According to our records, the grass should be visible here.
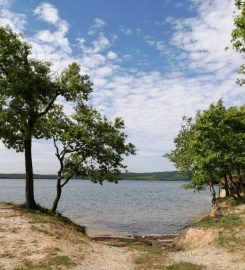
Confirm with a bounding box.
[194,213,243,229]
[165,262,205,270]
[30,225,62,239]
[14,255,75,270]
[14,203,87,245]
[135,245,162,255]
[2,202,86,234]
[0,202,88,270]
[134,253,166,270]
[217,230,245,248]
[194,198,245,251]
[127,241,167,270]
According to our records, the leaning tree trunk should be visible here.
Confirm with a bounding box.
[51,178,62,213]
[51,177,71,213]
[24,139,37,209]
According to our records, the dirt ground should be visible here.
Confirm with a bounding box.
[169,203,245,270]
[0,204,134,270]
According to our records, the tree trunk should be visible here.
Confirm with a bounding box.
[51,178,62,213]
[223,173,230,197]
[227,169,241,199]
[209,181,216,205]
[237,168,245,194]
[24,139,37,209]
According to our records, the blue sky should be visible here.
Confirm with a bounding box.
[14,0,196,74]
[0,0,244,173]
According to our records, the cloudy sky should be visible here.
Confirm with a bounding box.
[0,0,244,174]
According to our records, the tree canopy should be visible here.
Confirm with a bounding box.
[0,26,135,209]
[46,104,135,212]
[165,100,245,203]
[0,26,92,151]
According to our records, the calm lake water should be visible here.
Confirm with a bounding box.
[0,179,211,236]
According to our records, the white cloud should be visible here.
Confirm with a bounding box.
[77,35,111,55]
[0,0,11,7]
[166,0,240,75]
[91,36,111,53]
[88,18,106,35]
[107,51,118,60]
[145,36,170,55]
[33,2,71,54]
[120,26,133,35]
[34,2,60,25]
[0,4,26,31]
[0,0,244,173]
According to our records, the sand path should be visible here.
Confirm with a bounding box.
[0,204,134,270]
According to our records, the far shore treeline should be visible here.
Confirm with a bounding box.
[0,171,189,181]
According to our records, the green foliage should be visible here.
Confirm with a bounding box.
[132,242,167,270]
[165,100,245,200]
[0,26,94,207]
[48,104,135,211]
[51,104,136,185]
[0,26,92,149]
[232,0,245,85]
[0,26,135,209]
[3,202,86,233]
[14,255,74,270]
[165,262,205,270]
[194,213,242,229]
[218,230,245,247]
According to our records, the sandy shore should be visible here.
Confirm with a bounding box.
[0,203,134,270]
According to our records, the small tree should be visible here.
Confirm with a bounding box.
[47,105,135,212]
[0,26,92,208]
[165,100,245,203]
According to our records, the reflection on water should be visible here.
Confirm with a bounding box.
[0,179,211,236]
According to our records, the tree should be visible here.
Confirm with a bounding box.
[165,100,245,203]
[0,26,92,208]
[232,0,245,85]
[45,105,135,212]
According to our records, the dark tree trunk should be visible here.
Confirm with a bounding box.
[223,173,230,197]
[237,168,245,194]
[51,178,62,213]
[24,139,37,209]
[227,169,241,199]
[210,181,216,205]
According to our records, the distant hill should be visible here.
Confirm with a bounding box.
[119,171,189,181]
[0,171,189,181]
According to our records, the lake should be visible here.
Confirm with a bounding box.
[0,179,211,236]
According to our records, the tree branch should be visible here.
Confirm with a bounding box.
[38,92,60,118]
[61,176,72,188]
[53,138,64,174]
[53,138,60,158]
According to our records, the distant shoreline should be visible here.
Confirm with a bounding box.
[0,171,190,181]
